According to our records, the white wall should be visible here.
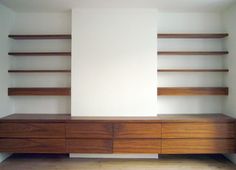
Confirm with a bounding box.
[157,12,226,114]
[11,13,71,34]
[0,5,14,116]
[223,4,236,119]
[0,4,15,163]
[10,12,71,114]
[222,3,236,164]
[72,9,158,116]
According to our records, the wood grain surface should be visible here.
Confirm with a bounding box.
[113,139,161,153]
[67,139,112,153]
[114,123,161,138]
[66,123,113,139]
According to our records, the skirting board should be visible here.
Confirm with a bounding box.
[0,153,11,163]
[224,154,236,164]
[70,154,159,159]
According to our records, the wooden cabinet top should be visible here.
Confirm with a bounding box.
[158,114,235,123]
[0,113,234,123]
[0,114,71,123]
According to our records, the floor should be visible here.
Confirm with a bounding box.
[0,154,235,170]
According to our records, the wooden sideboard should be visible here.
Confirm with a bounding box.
[0,114,235,154]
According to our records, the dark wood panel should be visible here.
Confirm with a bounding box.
[159,114,235,123]
[113,139,161,153]
[157,33,228,39]
[158,51,228,55]
[0,139,66,153]
[1,113,234,123]
[157,69,229,72]
[69,117,162,123]
[8,70,71,73]
[9,34,71,40]
[8,88,71,96]
[0,123,65,138]
[8,52,71,56]
[157,87,228,96]
[67,139,112,153]
[66,123,113,138]
[162,139,235,154]
[0,114,70,123]
[114,123,161,138]
[162,123,235,139]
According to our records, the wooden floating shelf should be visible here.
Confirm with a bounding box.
[158,87,228,96]
[8,88,71,96]
[8,70,71,73]
[8,52,71,56]
[157,69,229,72]
[8,34,71,40]
[158,51,228,55]
[157,33,229,39]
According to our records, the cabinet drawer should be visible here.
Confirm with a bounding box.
[162,139,235,154]
[66,139,112,153]
[0,139,66,153]
[162,123,235,138]
[113,139,161,153]
[0,123,65,138]
[114,123,161,138]
[66,123,112,138]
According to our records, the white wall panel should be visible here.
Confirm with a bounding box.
[72,9,158,116]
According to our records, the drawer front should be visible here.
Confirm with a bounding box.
[66,139,112,153]
[113,139,161,153]
[0,123,65,138]
[162,139,235,154]
[114,123,161,138]
[66,123,113,138]
[0,139,66,153]
[162,123,235,138]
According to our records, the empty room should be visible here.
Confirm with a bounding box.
[0,0,236,170]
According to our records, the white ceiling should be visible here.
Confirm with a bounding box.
[0,0,235,13]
